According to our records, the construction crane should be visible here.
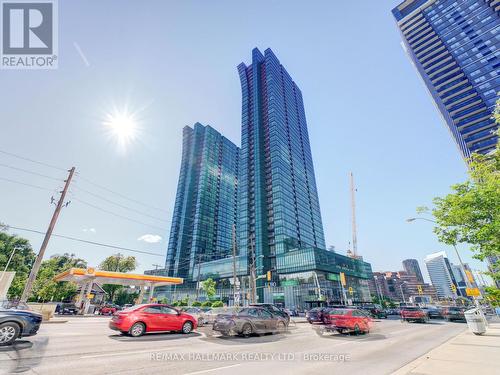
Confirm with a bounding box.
[347,172,362,260]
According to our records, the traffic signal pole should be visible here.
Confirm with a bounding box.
[20,167,75,303]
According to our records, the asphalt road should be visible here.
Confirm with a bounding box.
[0,316,466,375]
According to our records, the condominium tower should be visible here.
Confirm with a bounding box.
[392,0,499,158]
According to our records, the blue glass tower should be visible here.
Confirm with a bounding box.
[165,123,239,281]
[237,48,326,283]
[392,0,499,158]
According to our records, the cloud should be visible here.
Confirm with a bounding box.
[137,234,162,243]
[82,227,96,233]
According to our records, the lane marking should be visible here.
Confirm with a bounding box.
[183,364,241,375]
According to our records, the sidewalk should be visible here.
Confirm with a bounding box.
[394,321,500,374]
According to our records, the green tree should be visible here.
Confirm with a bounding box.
[32,253,87,302]
[420,99,500,299]
[0,225,36,298]
[114,288,139,306]
[98,253,137,302]
[201,278,216,300]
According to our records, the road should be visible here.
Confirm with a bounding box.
[0,316,466,375]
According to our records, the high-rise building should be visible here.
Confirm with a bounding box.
[392,0,499,159]
[165,123,240,281]
[424,251,460,299]
[237,47,326,274]
[155,49,374,308]
[403,258,425,283]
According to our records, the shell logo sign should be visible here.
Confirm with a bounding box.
[86,267,95,275]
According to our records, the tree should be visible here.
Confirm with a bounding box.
[0,225,36,298]
[114,288,139,306]
[98,253,137,302]
[420,99,500,299]
[32,253,87,302]
[201,278,216,300]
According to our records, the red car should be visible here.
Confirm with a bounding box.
[100,305,118,316]
[322,308,373,334]
[400,307,429,323]
[109,304,197,337]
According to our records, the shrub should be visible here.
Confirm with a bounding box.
[201,301,212,308]
[192,301,202,307]
[211,300,223,308]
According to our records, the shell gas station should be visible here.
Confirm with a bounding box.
[54,267,183,313]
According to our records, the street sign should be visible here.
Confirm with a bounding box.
[466,287,480,297]
[340,272,346,286]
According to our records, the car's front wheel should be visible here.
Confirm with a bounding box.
[0,322,20,346]
[129,322,146,337]
[182,321,193,334]
[276,321,286,334]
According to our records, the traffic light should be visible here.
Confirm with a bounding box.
[340,272,346,286]
[266,270,272,281]
[417,285,423,295]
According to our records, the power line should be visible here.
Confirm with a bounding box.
[7,226,164,257]
[76,174,171,215]
[0,176,55,191]
[0,149,67,172]
[73,197,167,232]
[0,162,63,182]
[72,184,170,224]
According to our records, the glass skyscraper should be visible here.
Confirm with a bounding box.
[165,123,239,282]
[237,48,326,282]
[392,0,499,158]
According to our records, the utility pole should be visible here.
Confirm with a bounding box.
[195,253,202,300]
[21,167,75,303]
[249,234,257,304]
[349,172,358,258]
[231,224,239,306]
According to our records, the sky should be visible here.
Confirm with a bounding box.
[0,1,491,283]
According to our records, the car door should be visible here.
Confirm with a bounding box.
[259,309,276,331]
[139,306,164,331]
[247,308,265,333]
[158,306,182,331]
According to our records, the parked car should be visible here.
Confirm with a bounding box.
[400,307,429,323]
[213,306,287,337]
[109,304,197,337]
[443,307,466,322]
[100,304,119,316]
[321,308,373,334]
[422,307,444,319]
[0,303,43,345]
[306,307,329,324]
[359,305,387,319]
[249,303,290,324]
[56,303,79,315]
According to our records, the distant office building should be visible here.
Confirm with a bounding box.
[403,258,424,283]
[424,251,460,299]
[165,123,240,281]
[451,263,468,296]
[392,0,499,158]
[368,270,437,303]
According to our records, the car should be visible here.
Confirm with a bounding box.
[249,303,290,324]
[400,307,429,323]
[321,308,373,334]
[359,305,387,319]
[109,304,197,337]
[422,307,444,319]
[202,307,241,325]
[212,306,287,337]
[0,303,43,346]
[100,304,119,316]
[306,307,329,324]
[56,303,79,315]
[443,307,466,322]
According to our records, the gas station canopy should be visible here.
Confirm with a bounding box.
[54,267,183,287]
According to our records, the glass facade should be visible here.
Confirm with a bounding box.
[237,48,326,281]
[165,123,239,282]
[392,0,499,158]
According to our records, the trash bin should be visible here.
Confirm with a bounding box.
[464,308,487,335]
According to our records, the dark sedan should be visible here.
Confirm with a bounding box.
[249,303,290,324]
[423,307,444,319]
[444,307,466,322]
[0,306,43,345]
[213,307,287,337]
[306,307,329,324]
